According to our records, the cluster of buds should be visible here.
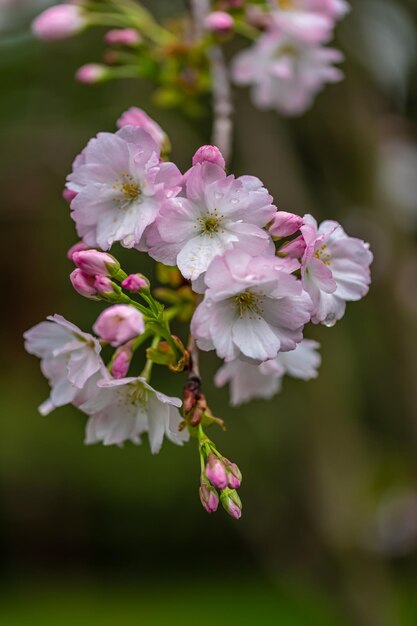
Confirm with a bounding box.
[199,440,243,519]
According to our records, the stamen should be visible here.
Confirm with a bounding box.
[314,243,332,266]
[112,172,141,208]
[197,209,224,237]
[234,291,264,319]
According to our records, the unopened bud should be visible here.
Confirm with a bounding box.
[204,11,234,34]
[76,63,109,84]
[121,273,149,292]
[67,241,88,262]
[206,454,228,489]
[199,477,219,513]
[220,488,242,520]
[73,249,120,277]
[192,145,226,169]
[269,211,303,238]
[94,276,120,298]
[117,107,169,153]
[70,269,98,299]
[278,234,306,258]
[111,343,133,379]
[63,188,77,204]
[224,460,242,489]
[105,28,141,47]
[93,304,145,347]
[32,5,86,41]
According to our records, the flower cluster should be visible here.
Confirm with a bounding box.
[24,108,372,518]
[31,0,349,117]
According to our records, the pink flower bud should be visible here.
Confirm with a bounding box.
[269,211,303,238]
[94,276,117,297]
[206,454,228,489]
[279,234,307,258]
[63,188,77,204]
[76,64,108,84]
[32,5,85,41]
[224,460,242,489]
[70,269,98,299]
[67,241,88,262]
[121,274,150,292]
[111,344,133,379]
[220,488,242,520]
[117,107,168,151]
[73,249,119,277]
[199,478,219,513]
[192,145,226,169]
[93,305,145,347]
[204,11,234,33]
[105,28,141,46]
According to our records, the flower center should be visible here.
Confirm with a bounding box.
[120,382,147,408]
[315,244,331,266]
[113,172,141,208]
[196,210,224,237]
[234,290,264,319]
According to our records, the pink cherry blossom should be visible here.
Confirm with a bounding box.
[300,215,373,326]
[192,145,226,169]
[117,107,168,152]
[94,276,117,297]
[80,376,188,452]
[200,479,219,513]
[121,274,149,291]
[67,126,181,250]
[191,249,312,363]
[105,29,141,47]
[215,339,321,405]
[32,5,85,41]
[147,162,276,282]
[272,9,334,44]
[67,241,88,261]
[73,249,119,276]
[206,454,228,489]
[93,305,145,346]
[24,315,103,415]
[231,28,344,116]
[204,11,234,33]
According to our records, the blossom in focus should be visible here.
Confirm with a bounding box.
[93,305,145,347]
[117,107,168,152]
[32,4,86,41]
[73,249,119,277]
[67,126,181,250]
[215,339,321,405]
[300,215,373,326]
[192,145,226,169]
[147,163,276,283]
[80,376,188,452]
[231,28,344,116]
[70,268,99,299]
[191,249,312,363]
[24,315,103,415]
[269,210,303,238]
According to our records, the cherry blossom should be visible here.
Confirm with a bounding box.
[191,249,312,363]
[300,215,373,326]
[147,162,276,282]
[80,376,188,452]
[67,126,181,250]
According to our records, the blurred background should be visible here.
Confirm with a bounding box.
[1,1,417,624]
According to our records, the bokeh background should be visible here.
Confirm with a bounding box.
[1,1,417,624]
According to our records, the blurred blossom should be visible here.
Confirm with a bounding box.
[377,136,417,231]
[365,489,417,556]
[341,0,417,104]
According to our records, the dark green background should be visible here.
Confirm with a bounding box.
[1,1,417,624]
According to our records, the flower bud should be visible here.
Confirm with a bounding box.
[73,249,120,277]
[121,273,150,292]
[278,234,307,258]
[67,241,88,262]
[117,107,169,152]
[70,269,98,299]
[76,64,108,84]
[93,305,145,347]
[105,28,141,47]
[32,5,85,41]
[204,11,234,34]
[199,477,219,513]
[63,188,77,204]
[206,453,228,489]
[224,460,242,489]
[111,343,133,379]
[269,211,303,238]
[220,488,242,520]
[192,145,226,169]
[94,276,119,298]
